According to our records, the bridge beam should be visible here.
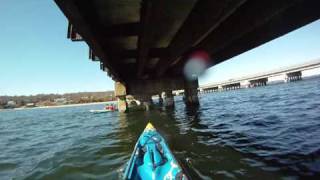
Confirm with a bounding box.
[126,78,184,95]
[156,0,246,76]
[171,0,320,74]
[208,0,320,65]
[68,22,140,42]
[112,48,169,60]
[67,22,83,41]
[137,0,165,77]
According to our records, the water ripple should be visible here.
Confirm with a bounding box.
[1,78,320,179]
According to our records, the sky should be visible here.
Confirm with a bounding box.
[0,0,114,96]
[0,0,319,96]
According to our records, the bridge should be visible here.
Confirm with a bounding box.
[200,58,320,92]
[54,0,320,112]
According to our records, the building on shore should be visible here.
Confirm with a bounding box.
[5,101,16,109]
[54,98,67,105]
[25,103,36,108]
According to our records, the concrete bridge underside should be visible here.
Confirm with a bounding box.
[55,0,320,111]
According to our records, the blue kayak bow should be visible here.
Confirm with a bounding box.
[124,123,188,180]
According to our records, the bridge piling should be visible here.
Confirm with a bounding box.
[184,79,199,106]
[163,91,174,107]
[158,93,163,105]
[115,82,128,113]
[285,71,302,82]
[135,95,153,111]
[249,78,268,87]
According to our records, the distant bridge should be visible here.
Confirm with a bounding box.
[200,58,320,92]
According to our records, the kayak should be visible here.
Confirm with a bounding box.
[123,123,188,180]
[89,109,113,113]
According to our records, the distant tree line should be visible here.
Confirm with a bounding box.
[0,91,115,109]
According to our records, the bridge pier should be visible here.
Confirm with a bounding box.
[184,79,199,106]
[115,82,128,113]
[115,78,201,110]
[163,91,174,107]
[285,71,302,82]
[135,95,153,111]
[249,78,268,87]
[222,83,241,91]
[202,86,219,93]
[158,93,163,105]
[127,78,186,109]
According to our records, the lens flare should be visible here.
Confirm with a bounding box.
[183,58,207,80]
[183,50,210,80]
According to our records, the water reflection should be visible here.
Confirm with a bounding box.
[1,78,320,179]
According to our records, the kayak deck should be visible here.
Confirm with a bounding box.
[124,123,187,180]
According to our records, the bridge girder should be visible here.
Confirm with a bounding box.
[55,0,320,84]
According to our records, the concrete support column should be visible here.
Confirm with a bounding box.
[184,79,199,106]
[163,91,174,107]
[143,99,152,111]
[135,95,153,111]
[158,93,163,105]
[115,82,127,113]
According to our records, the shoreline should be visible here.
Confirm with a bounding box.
[0,101,117,111]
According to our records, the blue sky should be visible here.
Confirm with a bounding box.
[0,0,113,96]
[0,0,319,96]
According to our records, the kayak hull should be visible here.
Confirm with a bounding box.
[124,123,187,180]
[89,109,113,113]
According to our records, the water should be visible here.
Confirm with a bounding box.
[1,77,320,179]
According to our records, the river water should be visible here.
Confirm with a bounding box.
[1,77,320,179]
